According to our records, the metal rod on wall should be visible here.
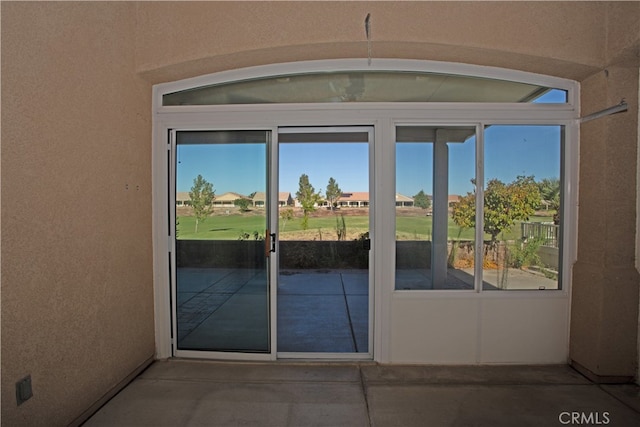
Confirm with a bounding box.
[580,100,628,123]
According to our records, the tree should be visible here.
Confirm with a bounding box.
[296,174,322,230]
[189,174,215,233]
[451,175,541,242]
[280,208,294,231]
[413,190,431,210]
[537,177,561,224]
[234,198,251,212]
[325,177,342,211]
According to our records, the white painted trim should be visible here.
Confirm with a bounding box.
[269,128,279,359]
[367,125,376,360]
[152,115,172,359]
[391,290,570,300]
[475,123,485,292]
[374,118,394,363]
[157,103,577,120]
[277,352,372,361]
[169,130,178,357]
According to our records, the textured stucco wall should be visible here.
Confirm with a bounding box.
[135,0,608,83]
[637,70,640,385]
[569,3,640,381]
[571,65,640,379]
[1,2,154,425]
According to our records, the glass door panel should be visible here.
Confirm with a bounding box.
[173,130,270,352]
[277,127,372,355]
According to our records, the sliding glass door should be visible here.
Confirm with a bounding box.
[277,127,373,357]
[171,130,271,354]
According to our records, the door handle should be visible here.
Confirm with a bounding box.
[363,238,371,251]
[265,230,276,256]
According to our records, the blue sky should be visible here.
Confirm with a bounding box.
[177,125,561,197]
[177,143,266,195]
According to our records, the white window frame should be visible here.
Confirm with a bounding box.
[152,59,579,362]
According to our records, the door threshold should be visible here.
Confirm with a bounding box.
[277,352,373,361]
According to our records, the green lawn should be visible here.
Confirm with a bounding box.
[177,214,370,240]
[178,215,268,240]
[177,214,553,241]
[396,215,553,241]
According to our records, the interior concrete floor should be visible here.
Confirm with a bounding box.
[84,360,640,427]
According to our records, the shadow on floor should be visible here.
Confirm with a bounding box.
[84,360,640,427]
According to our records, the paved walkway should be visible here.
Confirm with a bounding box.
[85,360,640,426]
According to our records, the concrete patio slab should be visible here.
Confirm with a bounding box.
[361,364,591,385]
[175,268,370,354]
[277,294,355,353]
[140,360,363,383]
[176,267,234,292]
[84,361,640,427]
[180,293,269,352]
[341,272,369,295]
[346,294,369,352]
[85,378,368,427]
[278,272,345,295]
[367,383,640,427]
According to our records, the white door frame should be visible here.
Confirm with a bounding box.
[168,126,278,361]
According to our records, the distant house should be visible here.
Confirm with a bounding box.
[252,192,293,207]
[279,192,294,207]
[213,192,247,207]
[176,192,191,206]
[448,195,461,209]
[176,191,249,207]
[337,192,369,208]
[395,193,414,207]
[311,192,370,208]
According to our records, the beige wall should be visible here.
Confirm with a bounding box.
[637,71,640,383]
[569,3,640,382]
[2,1,640,424]
[135,1,609,84]
[571,65,640,380]
[1,2,154,426]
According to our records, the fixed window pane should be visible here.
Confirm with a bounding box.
[163,71,565,105]
[396,126,476,290]
[481,125,563,290]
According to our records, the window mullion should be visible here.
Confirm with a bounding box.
[474,124,485,292]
